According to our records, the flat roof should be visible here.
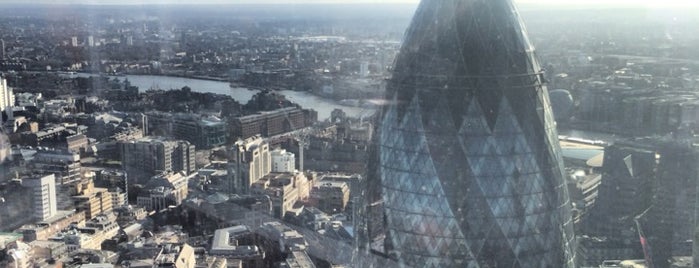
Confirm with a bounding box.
[211,225,251,252]
[315,180,348,188]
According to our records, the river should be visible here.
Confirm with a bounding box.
[73,73,376,121]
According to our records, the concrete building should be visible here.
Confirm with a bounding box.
[17,210,86,242]
[229,136,271,194]
[21,174,57,221]
[119,137,195,183]
[271,148,295,173]
[156,243,196,268]
[50,215,119,251]
[311,180,350,214]
[137,171,189,211]
[182,195,272,230]
[30,149,82,185]
[257,222,307,253]
[66,134,89,153]
[251,172,311,218]
[341,121,373,142]
[72,179,114,221]
[210,225,264,266]
[115,205,147,226]
[71,214,119,251]
[110,188,127,208]
[146,112,228,149]
[0,76,13,122]
[29,240,67,261]
[230,107,316,139]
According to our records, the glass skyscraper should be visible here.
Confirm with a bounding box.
[372,0,577,267]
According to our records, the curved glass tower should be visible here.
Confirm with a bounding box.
[374,0,577,267]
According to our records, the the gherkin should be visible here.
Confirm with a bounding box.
[373,0,577,267]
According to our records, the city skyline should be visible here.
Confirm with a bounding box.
[0,0,697,7]
[0,0,698,265]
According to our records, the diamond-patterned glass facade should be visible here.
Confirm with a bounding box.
[374,0,577,267]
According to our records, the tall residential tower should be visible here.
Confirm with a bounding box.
[370,0,577,266]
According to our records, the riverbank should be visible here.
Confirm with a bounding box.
[73,71,230,83]
[59,72,376,120]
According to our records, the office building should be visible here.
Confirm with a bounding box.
[257,221,307,253]
[0,76,13,122]
[231,107,316,139]
[229,136,271,194]
[583,144,656,238]
[251,172,311,218]
[30,149,82,185]
[647,141,699,267]
[65,134,89,153]
[311,180,350,214]
[119,137,195,183]
[21,174,58,221]
[146,112,228,149]
[136,171,189,211]
[210,225,265,266]
[72,179,114,221]
[369,0,577,266]
[271,148,295,173]
[29,148,83,185]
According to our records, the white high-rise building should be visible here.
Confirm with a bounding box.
[271,148,295,173]
[0,77,14,121]
[21,174,57,221]
[87,35,94,47]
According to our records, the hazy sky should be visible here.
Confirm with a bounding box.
[0,0,697,6]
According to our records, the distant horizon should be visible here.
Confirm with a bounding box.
[0,0,697,8]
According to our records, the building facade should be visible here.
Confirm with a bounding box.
[583,144,656,239]
[30,149,82,185]
[370,0,577,266]
[137,171,189,211]
[251,172,310,218]
[146,112,228,149]
[119,137,196,183]
[72,179,115,221]
[311,181,349,214]
[271,148,295,173]
[231,107,316,139]
[21,174,58,221]
[229,136,271,194]
[0,76,13,122]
